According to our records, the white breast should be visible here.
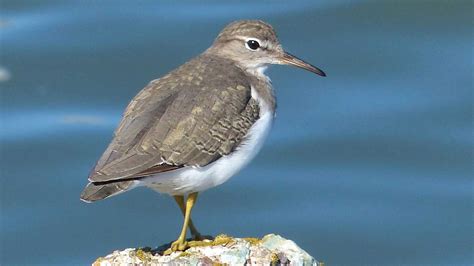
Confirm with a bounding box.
[142,86,274,196]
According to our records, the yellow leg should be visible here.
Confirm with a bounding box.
[164,192,198,254]
[173,195,202,240]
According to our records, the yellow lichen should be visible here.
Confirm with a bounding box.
[135,249,151,262]
[92,257,104,266]
[178,251,191,258]
[242,237,261,245]
[212,234,235,246]
[270,253,280,265]
[187,234,235,248]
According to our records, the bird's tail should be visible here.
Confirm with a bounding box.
[80,181,135,203]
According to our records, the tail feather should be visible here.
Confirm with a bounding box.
[80,181,134,203]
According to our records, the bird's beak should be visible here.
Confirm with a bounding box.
[278,52,326,77]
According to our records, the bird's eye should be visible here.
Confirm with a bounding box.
[246,39,260,50]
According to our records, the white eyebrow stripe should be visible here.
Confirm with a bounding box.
[235,36,263,44]
[244,37,262,43]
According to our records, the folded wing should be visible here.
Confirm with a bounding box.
[88,55,260,184]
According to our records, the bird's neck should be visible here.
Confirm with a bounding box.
[201,51,276,113]
[245,65,270,83]
[246,66,276,114]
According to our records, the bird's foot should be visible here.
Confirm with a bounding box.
[163,238,189,255]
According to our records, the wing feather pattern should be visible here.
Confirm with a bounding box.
[89,55,260,183]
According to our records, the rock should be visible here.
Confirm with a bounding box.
[93,234,322,265]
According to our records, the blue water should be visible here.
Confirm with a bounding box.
[1,1,472,265]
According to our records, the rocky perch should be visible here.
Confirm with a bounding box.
[93,234,322,265]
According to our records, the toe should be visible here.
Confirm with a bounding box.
[177,241,188,251]
[164,239,189,254]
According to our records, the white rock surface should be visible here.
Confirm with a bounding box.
[93,234,322,265]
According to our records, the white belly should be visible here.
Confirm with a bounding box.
[141,87,273,195]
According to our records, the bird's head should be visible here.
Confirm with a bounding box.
[209,20,326,77]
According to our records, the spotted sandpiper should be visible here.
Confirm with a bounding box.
[81,20,325,253]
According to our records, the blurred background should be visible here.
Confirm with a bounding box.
[1,0,472,265]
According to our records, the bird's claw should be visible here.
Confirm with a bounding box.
[163,238,189,255]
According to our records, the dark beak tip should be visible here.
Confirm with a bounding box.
[282,52,326,77]
[315,68,326,77]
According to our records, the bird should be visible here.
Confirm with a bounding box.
[80,20,325,254]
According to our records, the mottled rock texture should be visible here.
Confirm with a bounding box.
[93,234,322,265]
